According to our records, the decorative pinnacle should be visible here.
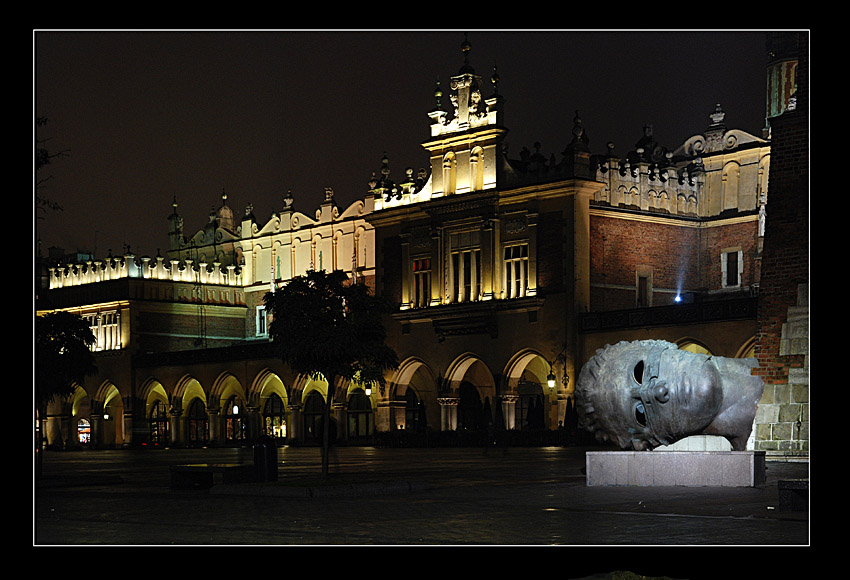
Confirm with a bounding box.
[459,33,474,74]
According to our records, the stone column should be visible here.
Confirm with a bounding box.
[169,408,183,446]
[207,408,220,445]
[526,213,538,296]
[388,400,407,430]
[332,402,346,439]
[59,415,72,449]
[430,228,442,305]
[484,218,498,300]
[375,399,391,433]
[122,407,135,448]
[245,405,260,441]
[437,397,458,431]
[501,395,518,430]
[90,413,103,449]
[287,404,302,443]
[400,233,411,309]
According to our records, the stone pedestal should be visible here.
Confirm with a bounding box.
[654,434,731,451]
[586,451,766,487]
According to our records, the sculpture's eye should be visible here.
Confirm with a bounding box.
[633,360,645,384]
[635,401,647,427]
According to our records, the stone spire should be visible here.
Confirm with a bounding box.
[167,196,184,251]
[216,188,235,232]
[448,34,486,131]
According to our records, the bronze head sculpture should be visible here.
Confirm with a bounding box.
[575,340,763,451]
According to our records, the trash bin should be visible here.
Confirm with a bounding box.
[253,435,278,482]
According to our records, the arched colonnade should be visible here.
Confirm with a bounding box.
[40,336,756,449]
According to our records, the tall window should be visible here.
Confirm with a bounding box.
[637,275,649,307]
[256,306,268,336]
[263,393,287,439]
[452,249,481,303]
[347,388,373,438]
[504,244,529,299]
[722,249,743,288]
[77,418,91,444]
[186,398,208,445]
[412,258,431,308]
[224,396,245,442]
[149,400,170,445]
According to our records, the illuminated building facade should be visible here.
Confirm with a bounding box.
[36,33,807,458]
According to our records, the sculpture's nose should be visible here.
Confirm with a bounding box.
[653,380,670,403]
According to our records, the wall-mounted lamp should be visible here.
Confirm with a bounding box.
[365,386,372,397]
[549,346,571,392]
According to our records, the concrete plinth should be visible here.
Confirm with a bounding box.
[586,451,766,487]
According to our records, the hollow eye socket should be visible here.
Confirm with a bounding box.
[633,360,645,385]
[635,401,647,427]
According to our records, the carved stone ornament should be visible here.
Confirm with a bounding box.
[575,340,764,451]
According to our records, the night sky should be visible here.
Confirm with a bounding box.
[34,30,769,261]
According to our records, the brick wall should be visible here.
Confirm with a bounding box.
[699,220,760,289]
[589,214,758,310]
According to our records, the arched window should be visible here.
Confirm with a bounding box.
[186,398,208,445]
[678,340,712,355]
[347,388,373,438]
[149,400,170,446]
[722,162,741,211]
[470,146,484,191]
[263,393,287,439]
[443,152,457,195]
[77,418,91,445]
[224,396,245,443]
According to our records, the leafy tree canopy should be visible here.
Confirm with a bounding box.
[35,311,97,408]
[264,269,398,391]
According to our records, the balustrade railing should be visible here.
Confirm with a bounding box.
[48,254,243,289]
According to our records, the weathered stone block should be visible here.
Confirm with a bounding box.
[586,451,766,487]
[774,384,791,403]
[756,403,780,423]
[779,403,802,423]
[773,422,793,441]
[791,382,808,402]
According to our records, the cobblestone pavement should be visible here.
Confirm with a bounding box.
[34,445,809,547]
